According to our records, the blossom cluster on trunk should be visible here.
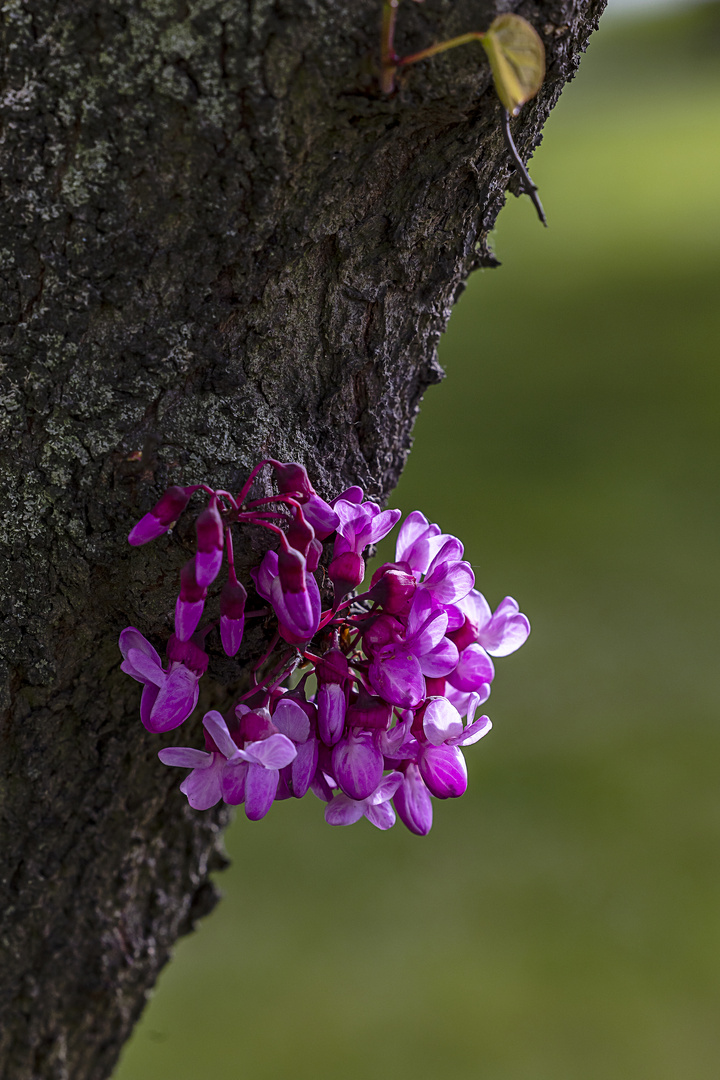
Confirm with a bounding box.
[119,461,529,835]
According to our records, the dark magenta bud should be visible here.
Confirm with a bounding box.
[269,460,314,498]
[166,634,209,676]
[346,688,393,731]
[287,506,315,558]
[306,536,323,572]
[278,541,307,594]
[316,648,349,686]
[449,615,477,653]
[367,564,416,616]
[175,558,207,640]
[220,578,247,657]
[329,551,365,602]
[128,485,198,545]
[195,498,224,588]
[361,614,403,655]
[317,683,346,745]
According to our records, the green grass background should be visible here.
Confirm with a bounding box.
[116,6,720,1078]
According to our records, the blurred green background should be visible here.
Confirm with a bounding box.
[116,5,720,1078]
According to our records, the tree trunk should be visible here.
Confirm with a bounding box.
[0,1,604,1076]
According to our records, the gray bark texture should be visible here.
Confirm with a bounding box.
[0,0,604,1076]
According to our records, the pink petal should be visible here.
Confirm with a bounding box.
[325,794,365,826]
[368,650,425,709]
[146,666,198,732]
[272,699,311,742]
[422,698,463,746]
[448,644,495,693]
[245,733,297,769]
[119,627,162,669]
[202,711,241,760]
[419,637,459,678]
[221,761,248,805]
[159,747,212,769]
[244,764,279,820]
[453,715,492,747]
[363,801,396,830]
[291,738,318,798]
[179,755,224,810]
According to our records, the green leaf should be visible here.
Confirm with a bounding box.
[481,14,545,117]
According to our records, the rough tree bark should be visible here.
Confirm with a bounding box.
[0,0,603,1076]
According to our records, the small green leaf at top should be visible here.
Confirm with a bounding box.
[481,14,545,116]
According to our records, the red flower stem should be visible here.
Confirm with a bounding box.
[225,527,237,582]
[245,494,303,513]
[251,631,281,676]
[236,657,291,703]
[237,510,289,523]
[236,460,271,505]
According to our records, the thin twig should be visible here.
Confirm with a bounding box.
[501,107,547,227]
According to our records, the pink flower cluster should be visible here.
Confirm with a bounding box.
[120,461,529,834]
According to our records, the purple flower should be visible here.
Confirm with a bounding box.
[251,549,321,643]
[420,695,492,748]
[119,628,204,732]
[325,772,403,830]
[367,592,455,708]
[158,710,241,810]
[123,458,529,838]
[128,485,198,546]
[315,649,349,745]
[333,499,401,559]
[446,643,495,697]
[416,537,474,607]
[455,591,530,657]
[394,510,452,576]
[415,695,491,799]
[332,729,384,800]
[272,697,318,798]
[418,743,468,799]
[209,707,298,819]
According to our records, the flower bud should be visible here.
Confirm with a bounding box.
[219,578,247,656]
[393,764,433,836]
[175,558,207,641]
[287,507,315,558]
[128,485,197,545]
[269,460,314,498]
[278,541,307,592]
[332,730,383,801]
[317,682,346,746]
[329,551,365,602]
[418,744,468,799]
[346,688,392,731]
[166,633,209,676]
[195,498,224,588]
[367,564,416,616]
